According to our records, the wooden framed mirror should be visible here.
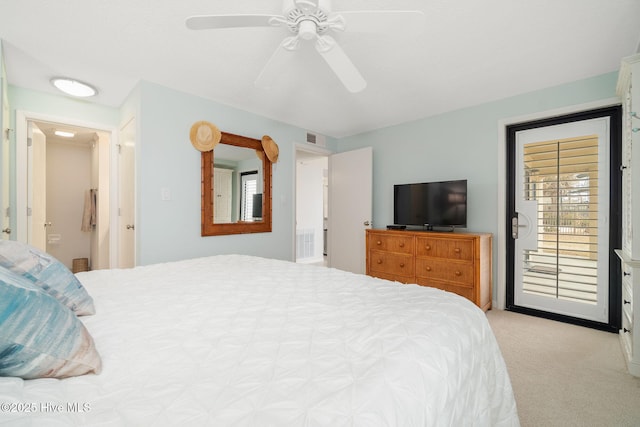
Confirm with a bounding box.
[201,132,272,236]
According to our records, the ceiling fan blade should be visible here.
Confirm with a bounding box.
[254,37,299,89]
[337,11,426,38]
[315,36,366,93]
[186,14,280,30]
[293,0,319,14]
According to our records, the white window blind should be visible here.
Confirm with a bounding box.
[521,135,599,304]
[241,172,258,221]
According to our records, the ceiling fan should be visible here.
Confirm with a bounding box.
[186,0,424,93]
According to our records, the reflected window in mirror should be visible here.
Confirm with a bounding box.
[202,132,272,236]
[240,171,261,222]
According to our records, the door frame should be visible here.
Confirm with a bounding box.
[496,98,619,311]
[501,104,622,331]
[293,142,332,263]
[15,110,121,268]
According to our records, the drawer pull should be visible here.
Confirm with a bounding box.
[454,248,461,253]
[425,266,432,272]
[376,240,382,245]
[425,245,431,251]
[377,259,383,264]
[624,328,632,334]
[399,263,405,268]
[455,271,462,276]
[624,299,631,305]
[399,242,405,248]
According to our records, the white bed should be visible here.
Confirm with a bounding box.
[0,255,519,426]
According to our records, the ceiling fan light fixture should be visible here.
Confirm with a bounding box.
[54,130,75,138]
[298,20,317,40]
[50,77,98,98]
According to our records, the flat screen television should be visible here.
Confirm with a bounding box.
[252,193,263,219]
[393,180,467,229]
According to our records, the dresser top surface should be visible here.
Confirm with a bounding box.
[367,229,492,238]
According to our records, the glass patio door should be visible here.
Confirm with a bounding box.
[512,117,611,323]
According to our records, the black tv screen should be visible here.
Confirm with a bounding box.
[394,180,467,228]
[252,193,263,219]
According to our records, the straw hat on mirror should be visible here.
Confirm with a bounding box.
[261,135,279,163]
[190,121,221,152]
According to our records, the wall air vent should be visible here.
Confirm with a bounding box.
[305,132,326,147]
[306,132,317,144]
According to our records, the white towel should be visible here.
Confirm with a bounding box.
[81,189,96,232]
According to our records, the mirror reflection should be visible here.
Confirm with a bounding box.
[212,144,264,224]
[201,132,272,236]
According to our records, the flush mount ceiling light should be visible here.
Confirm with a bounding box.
[50,77,98,98]
[54,130,75,138]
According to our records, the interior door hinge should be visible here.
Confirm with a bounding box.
[27,137,32,147]
[26,207,32,217]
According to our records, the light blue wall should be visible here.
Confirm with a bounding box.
[4,80,334,266]
[8,87,120,126]
[135,81,318,265]
[337,72,618,234]
[6,70,618,271]
[336,72,619,290]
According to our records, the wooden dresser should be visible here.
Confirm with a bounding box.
[366,229,492,311]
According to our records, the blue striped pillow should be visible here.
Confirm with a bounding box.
[0,241,95,315]
[0,267,102,379]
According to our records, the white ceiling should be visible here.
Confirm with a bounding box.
[1,0,639,138]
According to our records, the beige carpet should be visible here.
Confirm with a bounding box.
[486,309,640,427]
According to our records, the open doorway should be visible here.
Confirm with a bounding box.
[15,110,121,271]
[28,120,111,271]
[295,146,329,266]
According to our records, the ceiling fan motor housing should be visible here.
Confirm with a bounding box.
[283,0,331,14]
[283,0,332,37]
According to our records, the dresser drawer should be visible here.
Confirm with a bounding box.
[622,264,633,291]
[369,250,415,277]
[416,278,475,301]
[621,308,633,358]
[415,258,474,286]
[416,237,473,261]
[368,270,414,284]
[623,278,633,324]
[368,233,414,254]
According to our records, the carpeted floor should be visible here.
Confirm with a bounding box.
[486,309,640,427]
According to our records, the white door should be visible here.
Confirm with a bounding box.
[1,90,10,239]
[118,118,136,268]
[513,117,610,323]
[213,167,233,223]
[28,123,47,251]
[328,146,373,274]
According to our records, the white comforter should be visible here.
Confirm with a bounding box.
[0,255,519,426]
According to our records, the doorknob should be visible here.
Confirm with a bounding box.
[2,227,10,235]
[363,220,371,226]
[44,222,52,227]
[126,224,135,230]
